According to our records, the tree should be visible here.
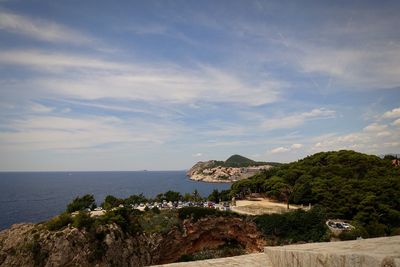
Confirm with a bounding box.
[263,176,293,209]
[208,189,220,203]
[66,194,96,213]
[183,193,192,202]
[72,211,94,230]
[102,195,123,210]
[192,189,202,202]
[124,193,147,205]
[164,190,182,202]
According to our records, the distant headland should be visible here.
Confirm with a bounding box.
[187,154,281,183]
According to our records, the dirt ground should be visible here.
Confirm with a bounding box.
[231,198,309,215]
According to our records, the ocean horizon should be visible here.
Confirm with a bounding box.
[0,171,230,230]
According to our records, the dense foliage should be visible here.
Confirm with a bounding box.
[224,154,257,167]
[206,154,281,168]
[66,194,96,213]
[178,239,245,262]
[232,150,400,236]
[178,207,232,222]
[254,207,329,244]
[207,189,231,203]
[46,212,72,231]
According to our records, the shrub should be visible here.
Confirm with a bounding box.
[72,211,94,230]
[255,207,328,244]
[66,195,96,213]
[151,206,161,214]
[178,207,229,222]
[139,210,180,234]
[47,212,72,231]
[339,226,369,240]
[94,207,143,234]
[101,195,123,210]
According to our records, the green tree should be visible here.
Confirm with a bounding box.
[208,189,220,203]
[66,194,96,213]
[192,189,202,202]
[72,211,94,230]
[183,193,192,202]
[263,176,293,209]
[102,195,123,210]
[124,193,147,205]
[164,190,182,202]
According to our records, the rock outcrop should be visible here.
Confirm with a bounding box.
[0,217,265,267]
[187,160,272,183]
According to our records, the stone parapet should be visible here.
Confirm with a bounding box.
[265,236,400,267]
[152,253,271,266]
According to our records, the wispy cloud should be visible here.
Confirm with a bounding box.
[0,50,130,71]
[363,123,388,132]
[0,50,282,106]
[0,10,94,45]
[0,114,181,151]
[30,103,53,113]
[262,108,336,130]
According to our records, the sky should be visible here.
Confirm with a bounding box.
[0,0,399,171]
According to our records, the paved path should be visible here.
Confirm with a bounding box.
[151,253,272,267]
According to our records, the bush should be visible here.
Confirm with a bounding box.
[101,195,123,210]
[151,206,161,214]
[339,226,369,240]
[94,207,143,234]
[255,207,328,244]
[66,194,96,213]
[178,207,229,222]
[47,212,72,231]
[72,211,94,230]
[139,210,180,234]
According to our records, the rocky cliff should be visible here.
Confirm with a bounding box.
[187,156,273,183]
[0,217,265,267]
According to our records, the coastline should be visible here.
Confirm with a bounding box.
[188,176,234,183]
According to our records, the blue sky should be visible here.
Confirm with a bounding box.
[0,0,399,171]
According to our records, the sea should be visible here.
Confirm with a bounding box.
[0,171,230,230]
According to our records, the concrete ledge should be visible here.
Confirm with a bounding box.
[264,236,400,267]
[152,253,271,266]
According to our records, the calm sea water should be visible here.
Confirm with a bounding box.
[0,171,230,230]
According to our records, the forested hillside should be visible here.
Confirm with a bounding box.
[230,150,400,237]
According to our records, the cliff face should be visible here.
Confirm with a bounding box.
[187,161,271,183]
[0,217,265,267]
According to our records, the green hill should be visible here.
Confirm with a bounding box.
[224,154,255,167]
[231,150,400,237]
[223,154,281,167]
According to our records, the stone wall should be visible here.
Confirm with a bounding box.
[154,236,400,267]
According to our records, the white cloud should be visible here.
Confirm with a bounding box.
[0,50,283,106]
[0,50,129,71]
[377,131,391,137]
[310,124,400,154]
[270,146,289,153]
[192,153,203,157]
[363,123,388,132]
[392,119,400,127]
[291,143,303,149]
[262,108,336,130]
[0,115,181,151]
[383,107,400,119]
[0,10,94,45]
[30,103,53,113]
